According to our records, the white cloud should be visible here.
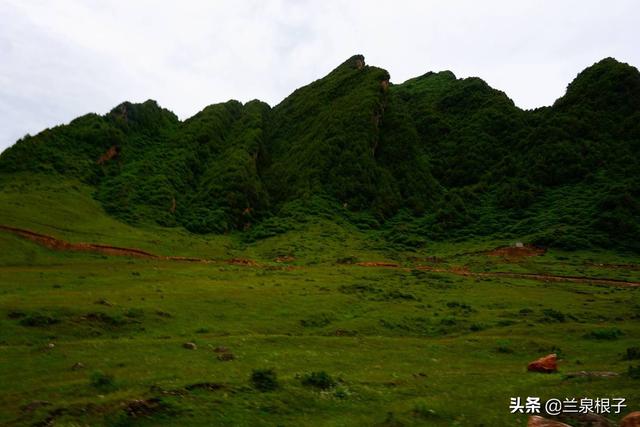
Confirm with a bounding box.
[1,0,638,151]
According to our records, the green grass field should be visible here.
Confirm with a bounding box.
[1,176,639,426]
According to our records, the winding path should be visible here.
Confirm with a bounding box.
[2,224,639,287]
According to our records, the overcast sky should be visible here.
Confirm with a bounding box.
[1,0,638,152]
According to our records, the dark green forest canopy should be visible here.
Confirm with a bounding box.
[1,55,639,251]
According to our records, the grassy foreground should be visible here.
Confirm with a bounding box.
[0,177,639,426]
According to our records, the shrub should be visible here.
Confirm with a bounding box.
[628,365,640,379]
[250,369,279,391]
[124,308,144,318]
[625,347,640,360]
[440,317,457,326]
[19,314,59,327]
[333,386,351,399]
[496,339,514,354]
[299,313,333,327]
[541,309,566,323]
[90,371,116,391]
[469,323,485,332]
[412,402,439,419]
[583,328,623,340]
[301,371,336,390]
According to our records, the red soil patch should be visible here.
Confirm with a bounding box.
[416,265,472,275]
[274,255,295,263]
[97,145,120,165]
[227,258,259,266]
[356,261,399,268]
[415,263,640,287]
[3,224,638,288]
[487,245,546,258]
[0,225,156,258]
[166,256,206,262]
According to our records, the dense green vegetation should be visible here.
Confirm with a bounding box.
[1,55,639,251]
[1,51,640,426]
[0,188,639,425]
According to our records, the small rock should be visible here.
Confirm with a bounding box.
[213,346,229,353]
[182,342,197,350]
[95,298,113,306]
[217,352,235,361]
[72,362,85,370]
[45,343,55,350]
[528,416,572,427]
[621,412,640,427]
[527,354,558,373]
[123,398,163,417]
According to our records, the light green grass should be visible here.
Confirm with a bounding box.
[0,175,639,426]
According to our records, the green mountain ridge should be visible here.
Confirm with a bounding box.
[1,55,639,251]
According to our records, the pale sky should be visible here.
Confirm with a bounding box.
[1,0,638,152]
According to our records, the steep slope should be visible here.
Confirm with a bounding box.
[96,99,270,232]
[0,55,638,251]
[386,58,640,250]
[264,55,438,218]
[394,70,528,188]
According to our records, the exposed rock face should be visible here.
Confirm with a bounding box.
[527,354,558,373]
[621,412,640,427]
[528,416,572,427]
[97,145,120,164]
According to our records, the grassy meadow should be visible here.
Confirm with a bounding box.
[1,177,639,426]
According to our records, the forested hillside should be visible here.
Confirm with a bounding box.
[1,55,638,251]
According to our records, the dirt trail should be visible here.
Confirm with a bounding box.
[355,261,399,268]
[0,225,159,258]
[2,224,639,287]
[0,225,300,269]
[0,225,222,264]
[413,265,640,287]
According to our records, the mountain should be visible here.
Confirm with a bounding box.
[1,56,639,251]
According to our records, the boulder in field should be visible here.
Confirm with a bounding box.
[621,412,640,427]
[182,342,197,350]
[527,354,557,373]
